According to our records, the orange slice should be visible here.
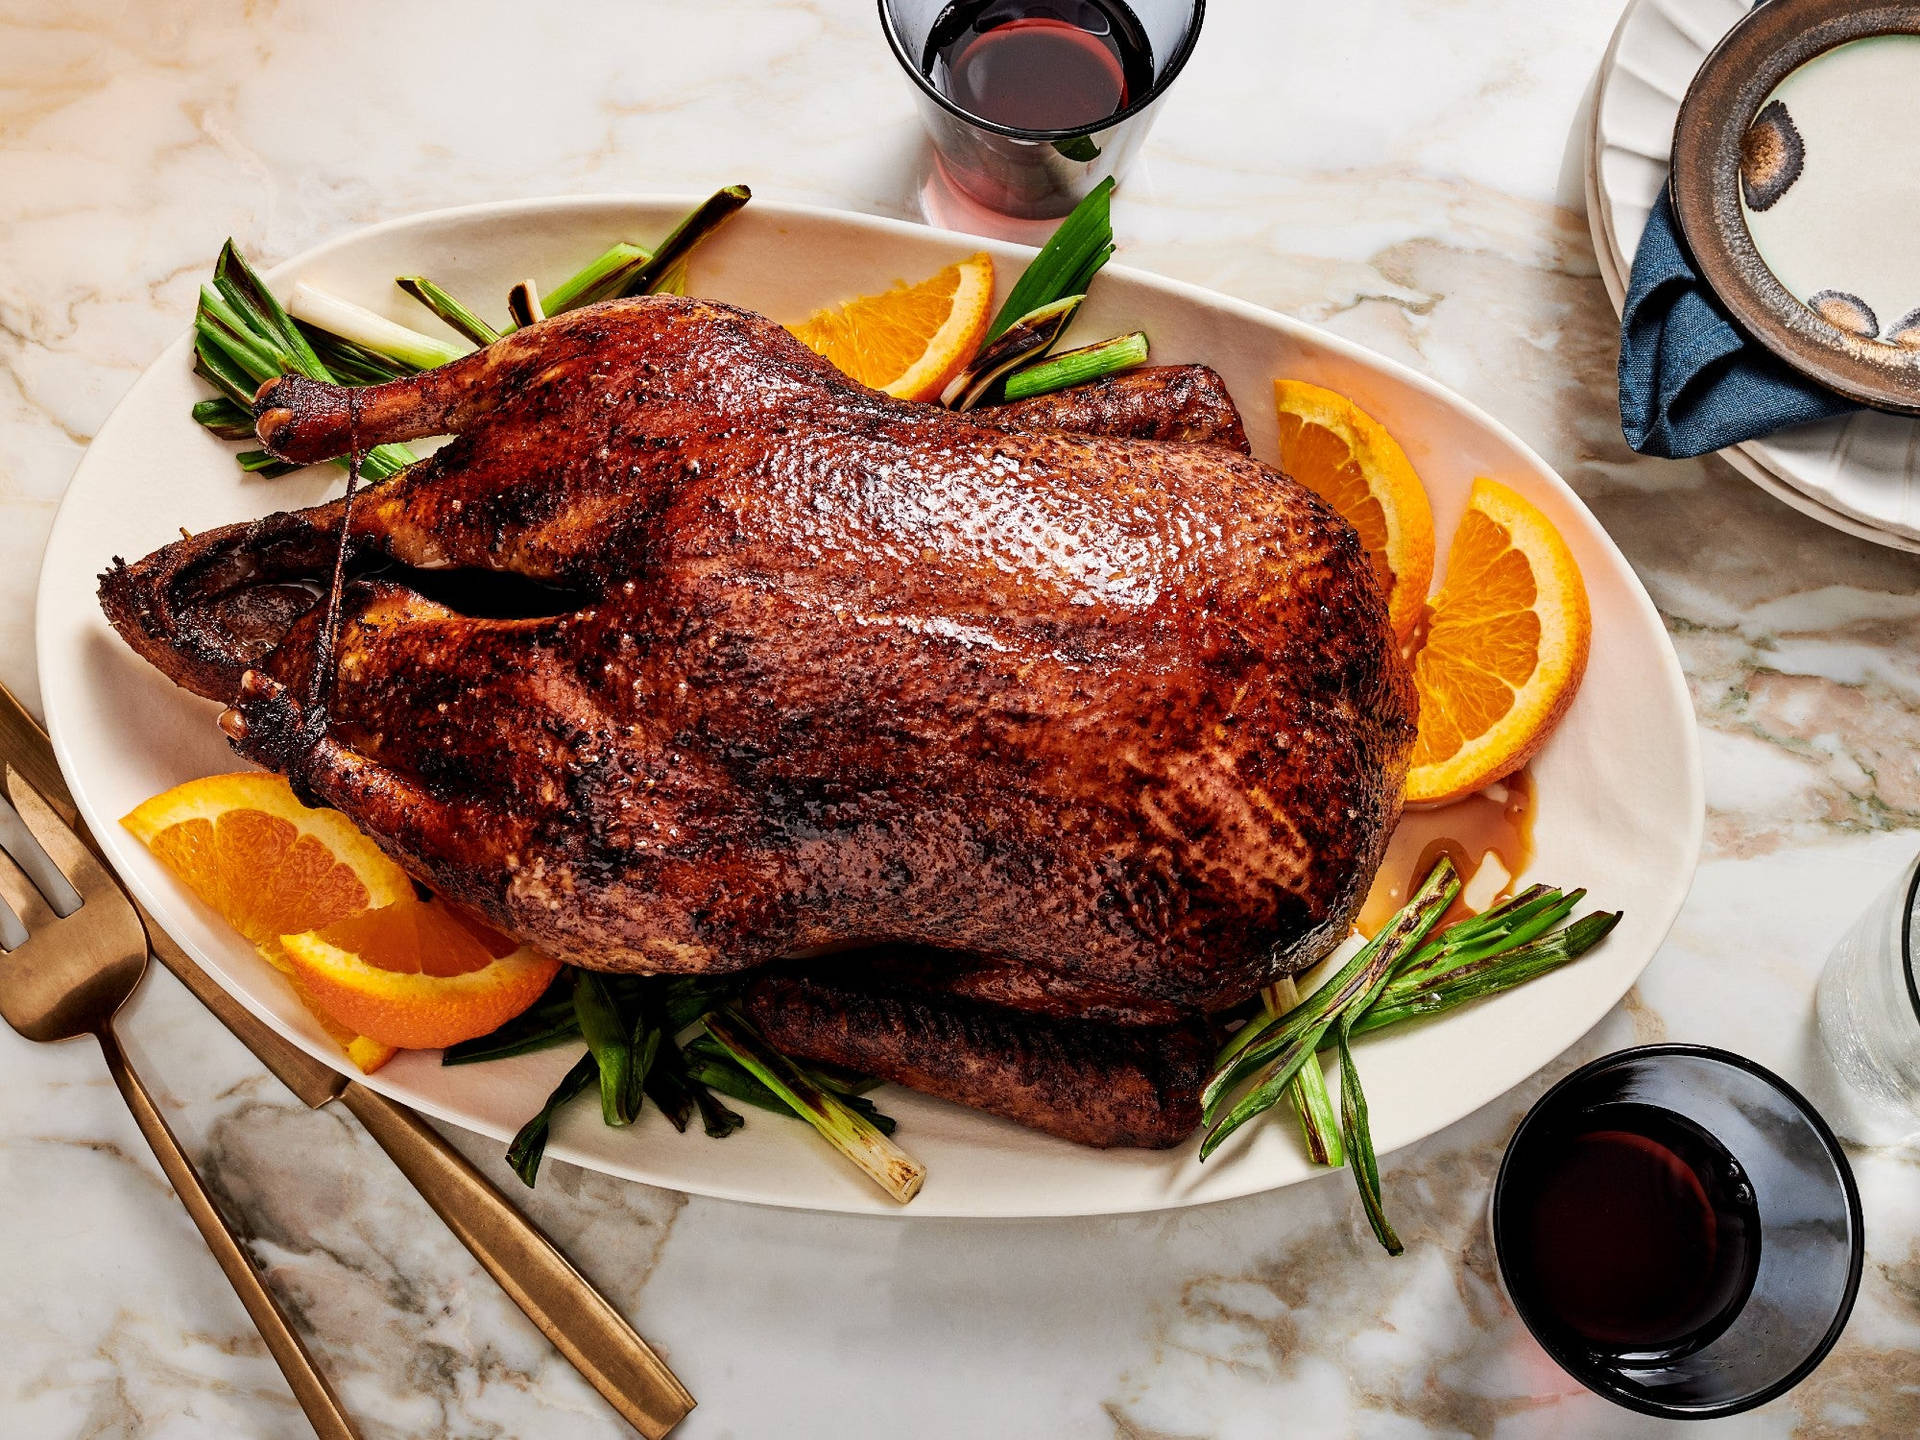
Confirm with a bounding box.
[1273,379,1436,640]
[123,772,415,960]
[1406,478,1591,805]
[280,898,561,1051]
[293,974,399,1074]
[124,772,419,1071]
[790,253,994,402]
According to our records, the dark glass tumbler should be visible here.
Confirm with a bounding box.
[1492,1046,1863,1420]
[879,0,1205,219]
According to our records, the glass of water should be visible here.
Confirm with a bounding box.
[1815,852,1920,1144]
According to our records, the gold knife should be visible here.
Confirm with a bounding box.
[0,681,694,1439]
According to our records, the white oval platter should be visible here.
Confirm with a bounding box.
[36,196,1703,1217]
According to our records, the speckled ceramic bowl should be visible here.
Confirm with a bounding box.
[1670,0,1920,413]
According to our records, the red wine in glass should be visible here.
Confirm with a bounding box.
[1491,1046,1863,1418]
[1505,1103,1761,1359]
[923,0,1156,132]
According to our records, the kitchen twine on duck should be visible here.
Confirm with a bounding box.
[309,387,363,720]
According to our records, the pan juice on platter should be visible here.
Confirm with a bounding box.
[1359,771,1536,936]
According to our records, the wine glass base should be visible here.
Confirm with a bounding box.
[914,154,1068,243]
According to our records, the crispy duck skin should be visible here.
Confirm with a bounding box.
[744,968,1212,1148]
[99,364,1244,706]
[981,365,1251,453]
[99,295,1416,1026]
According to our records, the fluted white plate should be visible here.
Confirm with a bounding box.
[1587,0,1920,551]
[37,197,1702,1216]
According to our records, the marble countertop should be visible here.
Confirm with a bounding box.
[3,1,1917,1435]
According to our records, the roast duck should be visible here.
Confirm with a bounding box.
[100,295,1417,1148]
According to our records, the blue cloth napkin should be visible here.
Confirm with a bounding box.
[1617,190,1857,459]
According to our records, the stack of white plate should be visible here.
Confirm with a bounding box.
[1586,0,1920,553]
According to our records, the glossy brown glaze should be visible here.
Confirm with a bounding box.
[981,365,1251,452]
[745,967,1213,1148]
[100,295,1416,1021]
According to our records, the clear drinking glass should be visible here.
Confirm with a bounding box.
[1815,852,1920,1144]
[878,0,1206,220]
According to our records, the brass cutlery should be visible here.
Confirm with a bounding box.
[0,685,693,1438]
[0,762,363,1440]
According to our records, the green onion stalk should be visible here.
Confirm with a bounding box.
[395,276,502,346]
[1001,331,1147,401]
[454,966,899,1184]
[190,185,752,477]
[191,241,418,481]
[681,1034,898,1136]
[283,282,469,370]
[1350,909,1620,1038]
[1264,974,1344,1167]
[1205,856,1624,1252]
[506,280,546,330]
[986,177,1115,341]
[940,179,1119,409]
[572,970,644,1127]
[1336,1026,1398,1253]
[703,1009,925,1203]
[1200,857,1460,1159]
[942,294,1084,410]
[506,1052,599,1188]
[404,184,751,341]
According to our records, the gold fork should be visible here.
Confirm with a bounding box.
[0,763,361,1440]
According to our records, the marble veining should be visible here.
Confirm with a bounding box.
[2,0,1917,1436]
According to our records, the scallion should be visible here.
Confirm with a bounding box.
[1336,1028,1400,1254]
[703,1009,924,1202]
[1200,858,1459,1159]
[943,294,1084,410]
[1349,910,1622,1038]
[1210,862,1623,1252]
[572,970,639,1127]
[396,276,502,346]
[190,240,419,479]
[608,185,751,301]
[542,242,652,314]
[285,282,469,370]
[506,1051,598,1188]
[987,177,1114,340]
[191,396,257,441]
[1001,330,1147,401]
[1265,975,1343,1167]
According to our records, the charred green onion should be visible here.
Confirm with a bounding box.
[1266,975,1344,1167]
[987,177,1114,340]
[1208,857,1623,1252]
[1336,1028,1399,1254]
[573,971,640,1127]
[442,975,581,1065]
[506,279,546,329]
[1001,331,1147,401]
[1350,910,1622,1038]
[190,240,416,480]
[943,294,1084,410]
[542,241,651,313]
[233,449,299,477]
[396,275,502,346]
[702,1009,924,1202]
[1202,858,1459,1156]
[285,282,469,370]
[529,185,750,319]
[506,1051,599,1188]
[190,190,753,479]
